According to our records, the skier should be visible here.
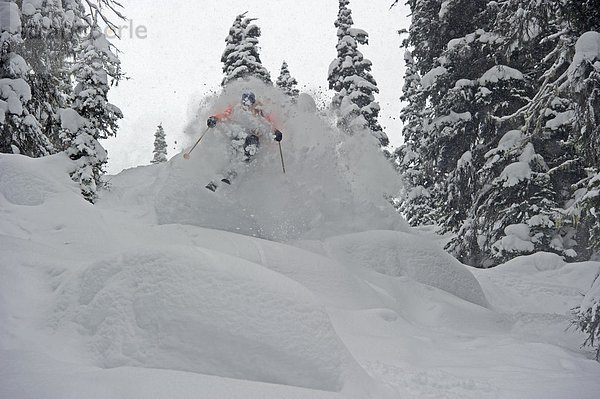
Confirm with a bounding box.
[204,91,284,192]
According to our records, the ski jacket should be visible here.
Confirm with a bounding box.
[212,102,281,132]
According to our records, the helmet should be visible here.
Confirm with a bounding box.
[241,92,256,106]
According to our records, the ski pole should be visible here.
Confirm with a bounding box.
[183,126,210,160]
[278,141,286,174]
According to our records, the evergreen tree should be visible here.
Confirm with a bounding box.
[564,31,600,258]
[276,60,299,99]
[221,12,271,86]
[395,50,437,226]
[151,123,167,164]
[20,0,83,150]
[572,273,600,360]
[328,0,388,146]
[396,0,598,266]
[66,16,123,202]
[0,0,53,156]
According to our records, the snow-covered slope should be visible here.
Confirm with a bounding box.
[2,85,600,398]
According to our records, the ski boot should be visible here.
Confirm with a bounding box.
[205,182,218,192]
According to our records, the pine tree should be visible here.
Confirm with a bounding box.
[328,0,388,146]
[572,273,600,360]
[564,31,600,258]
[221,12,271,86]
[66,14,123,202]
[396,0,595,266]
[276,60,299,99]
[151,123,167,164]
[20,0,83,150]
[0,0,53,156]
[395,50,437,226]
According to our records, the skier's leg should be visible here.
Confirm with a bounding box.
[243,132,260,162]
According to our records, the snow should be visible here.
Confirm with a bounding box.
[439,0,453,19]
[0,2,22,34]
[21,0,43,17]
[455,78,475,88]
[2,84,600,398]
[59,108,87,133]
[479,65,524,85]
[546,110,575,130]
[569,31,600,77]
[322,230,489,307]
[580,274,600,315]
[420,66,447,89]
[150,79,406,241]
[54,248,351,391]
[498,129,524,150]
[0,78,32,104]
[429,110,471,130]
[494,223,535,254]
[500,161,531,187]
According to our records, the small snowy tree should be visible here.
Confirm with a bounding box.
[572,273,600,360]
[328,0,388,146]
[0,0,53,156]
[151,123,167,164]
[276,60,299,99]
[59,107,106,202]
[221,13,271,86]
[395,50,437,225]
[68,21,123,202]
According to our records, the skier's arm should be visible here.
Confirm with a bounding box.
[207,106,233,128]
[262,113,283,141]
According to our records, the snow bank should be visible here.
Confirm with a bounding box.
[0,350,357,399]
[148,79,407,240]
[324,230,489,307]
[495,252,570,273]
[150,225,395,310]
[476,252,600,314]
[53,247,352,391]
[0,153,76,206]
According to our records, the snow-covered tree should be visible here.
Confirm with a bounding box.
[221,12,271,86]
[20,0,84,150]
[151,123,167,164]
[66,13,123,202]
[276,60,299,99]
[328,0,388,146]
[395,50,437,226]
[395,0,600,266]
[0,0,53,156]
[572,273,600,360]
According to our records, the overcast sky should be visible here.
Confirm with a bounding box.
[104,0,410,174]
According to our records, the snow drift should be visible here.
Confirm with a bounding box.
[53,248,352,391]
[323,230,489,307]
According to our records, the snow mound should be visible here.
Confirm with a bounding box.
[495,252,566,273]
[324,230,489,307]
[0,153,75,206]
[153,224,395,310]
[144,79,407,241]
[53,247,353,392]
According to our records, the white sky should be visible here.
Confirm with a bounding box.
[104,0,410,174]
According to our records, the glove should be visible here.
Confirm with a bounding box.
[273,130,283,142]
[207,116,218,128]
